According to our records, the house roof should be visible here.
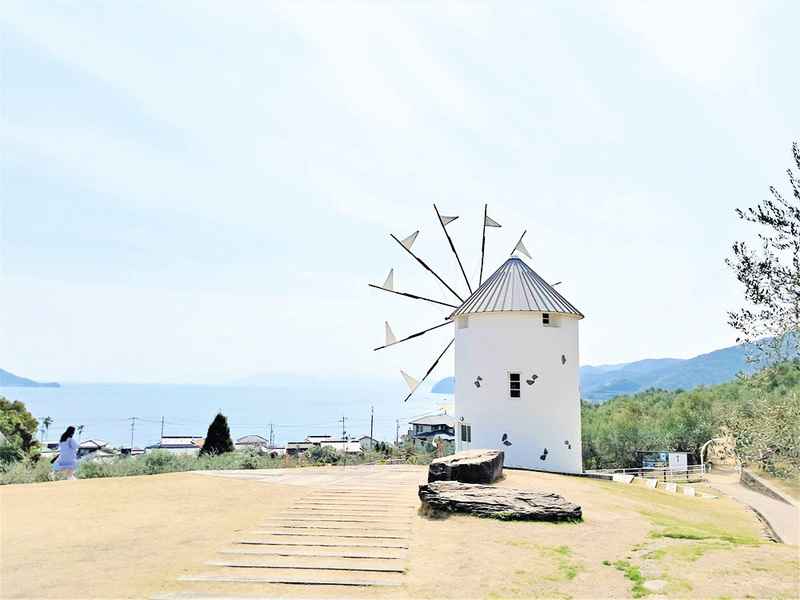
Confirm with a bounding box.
[236,435,268,444]
[79,439,108,449]
[449,257,583,319]
[409,414,456,427]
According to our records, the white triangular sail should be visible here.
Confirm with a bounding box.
[382,268,394,290]
[400,370,419,392]
[439,215,458,227]
[512,238,532,259]
[400,231,419,250]
[485,215,501,227]
[384,321,397,346]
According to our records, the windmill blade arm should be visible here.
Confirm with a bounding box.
[390,234,464,303]
[433,204,472,294]
[403,338,454,402]
[367,284,459,309]
[373,320,452,351]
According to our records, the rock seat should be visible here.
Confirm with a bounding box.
[418,480,582,521]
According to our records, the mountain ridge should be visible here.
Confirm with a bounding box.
[0,369,60,388]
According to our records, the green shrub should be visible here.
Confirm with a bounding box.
[0,458,53,484]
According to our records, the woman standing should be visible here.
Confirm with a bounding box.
[53,426,79,480]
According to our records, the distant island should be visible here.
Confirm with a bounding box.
[431,339,774,402]
[0,369,60,388]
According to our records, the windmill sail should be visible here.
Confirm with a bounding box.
[384,321,397,346]
[399,231,419,250]
[400,370,419,392]
[382,268,394,290]
[512,238,531,259]
[485,215,501,227]
[439,215,458,226]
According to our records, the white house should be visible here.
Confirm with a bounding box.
[452,256,584,474]
[145,435,204,456]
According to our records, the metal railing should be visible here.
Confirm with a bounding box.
[586,464,707,482]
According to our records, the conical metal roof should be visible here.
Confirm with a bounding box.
[449,257,583,319]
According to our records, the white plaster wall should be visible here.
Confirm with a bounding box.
[453,312,583,473]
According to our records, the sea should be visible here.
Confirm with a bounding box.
[1,380,452,449]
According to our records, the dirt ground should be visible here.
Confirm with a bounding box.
[0,472,305,599]
[1,466,798,599]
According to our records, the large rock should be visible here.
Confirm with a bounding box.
[418,481,582,521]
[428,449,504,484]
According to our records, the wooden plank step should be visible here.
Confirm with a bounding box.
[178,574,401,587]
[219,549,406,560]
[206,560,405,573]
[269,524,409,532]
[262,517,411,524]
[249,531,408,540]
[237,540,408,549]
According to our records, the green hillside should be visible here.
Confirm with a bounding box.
[581,360,800,479]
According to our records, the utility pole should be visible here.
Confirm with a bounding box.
[160,416,165,439]
[339,415,348,467]
[129,417,137,451]
[395,419,400,447]
[269,423,274,448]
[369,406,374,451]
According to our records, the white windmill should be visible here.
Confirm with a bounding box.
[370,205,584,473]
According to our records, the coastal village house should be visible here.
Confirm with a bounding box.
[407,414,455,448]
[452,256,584,474]
[145,435,204,456]
[286,435,363,456]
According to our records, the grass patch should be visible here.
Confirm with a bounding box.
[643,548,666,560]
[642,511,762,545]
[611,560,648,598]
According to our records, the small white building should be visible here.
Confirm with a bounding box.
[452,256,584,473]
[145,435,204,456]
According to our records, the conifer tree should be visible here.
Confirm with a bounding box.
[200,412,234,456]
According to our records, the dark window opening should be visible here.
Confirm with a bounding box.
[461,424,471,443]
[542,313,550,325]
[509,372,521,398]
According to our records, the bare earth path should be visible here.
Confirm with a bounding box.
[706,467,800,545]
[2,464,798,599]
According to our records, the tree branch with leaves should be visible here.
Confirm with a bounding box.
[726,141,800,362]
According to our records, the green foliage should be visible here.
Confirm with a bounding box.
[0,397,40,460]
[305,445,340,464]
[0,458,53,484]
[200,412,234,456]
[612,560,648,598]
[582,361,800,478]
[726,141,800,363]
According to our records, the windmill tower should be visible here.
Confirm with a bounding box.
[371,206,584,473]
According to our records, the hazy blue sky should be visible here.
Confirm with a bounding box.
[1,1,798,384]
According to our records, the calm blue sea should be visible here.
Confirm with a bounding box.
[1,381,450,448]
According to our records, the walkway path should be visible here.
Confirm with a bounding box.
[155,464,425,598]
[706,468,799,545]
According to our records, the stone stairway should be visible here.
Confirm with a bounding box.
[156,468,423,597]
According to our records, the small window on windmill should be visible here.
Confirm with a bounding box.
[509,372,521,398]
[457,316,469,329]
[542,313,560,327]
[461,424,471,443]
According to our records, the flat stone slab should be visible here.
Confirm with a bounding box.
[418,481,582,521]
[428,449,504,484]
[664,482,678,493]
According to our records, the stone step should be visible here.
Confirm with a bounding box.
[249,530,408,540]
[178,573,401,587]
[206,560,406,573]
[237,539,409,549]
[219,548,407,560]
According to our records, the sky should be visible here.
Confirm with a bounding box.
[1,1,798,385]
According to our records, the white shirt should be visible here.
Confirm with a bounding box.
[57,438,79,468]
